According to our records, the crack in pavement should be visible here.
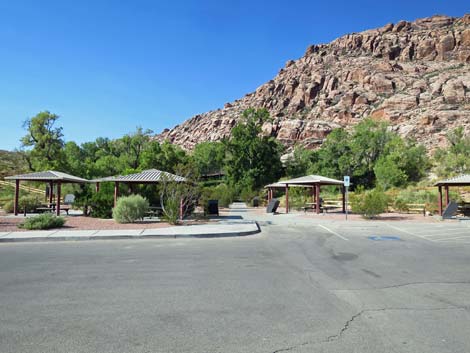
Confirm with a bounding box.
[269,306,467,353]
[331,280,470,291]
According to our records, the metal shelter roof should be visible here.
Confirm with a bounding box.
[92,169,186,183]
[277,174,345,186]
[434,174,470,186]
[265,182,312,188]
[4,171,89,183]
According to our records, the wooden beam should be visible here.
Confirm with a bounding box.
[285,184,289,214]
[315,184,321,214]
[56,181,61,216]
[49,182,54,205]
[114,182,119,208]
[445,185,450,206]
[14,179,19,216]
[95,182,100,193]
[438,185,443,216]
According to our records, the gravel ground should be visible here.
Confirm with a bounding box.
[0,215,217,232]
[249,206,442,223]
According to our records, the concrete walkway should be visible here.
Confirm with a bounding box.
[0,220,260,242]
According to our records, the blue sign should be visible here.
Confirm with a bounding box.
[368,236,401,241]
[344,176,350,187]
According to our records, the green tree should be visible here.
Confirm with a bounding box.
[434,127,470,177]
[348,119,394,187]
[374,136,429,189]
[140,140,188,173]
[118,127,153,170]
[374,157,407,190]
[192,141,226,176]
[309,128,353,179]
[225,108,284,191]
[20,111,65,171]
[284,146,316,178]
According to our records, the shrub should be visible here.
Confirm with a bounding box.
[393,198,410,213]
[3,196,43,214]
[19,196,42,213]
[200,183,235,208]
[89,191,114,219]
[2,200,14,213]
[18,214,66,230]
[112,194,149,223]
[161,196,180,225]
[351,187,389,219]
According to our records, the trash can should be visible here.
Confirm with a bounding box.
[252,196,260,207]
[207,200,219,216]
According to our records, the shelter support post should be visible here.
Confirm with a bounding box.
[14,179,19,216]
[114,182,119,208]
[445,185,449,206]
[438,186,443,216]
[285,184,289,214]
[342,186,346,213]
[49,182,54,205]
[95,182,100,193]
[315,184,321,214]
[56,181,61,216]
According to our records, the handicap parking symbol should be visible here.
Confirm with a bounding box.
[368,235,401,241]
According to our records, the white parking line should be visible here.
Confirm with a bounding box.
[318,224,349,241]
[434,235,470,242]
[423,231,470,239]
[420,229,470,236]
[385,223,433,242]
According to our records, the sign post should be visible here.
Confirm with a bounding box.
[343,176,350,220]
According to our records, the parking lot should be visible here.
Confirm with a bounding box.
[311,220,470,244]
[0,212,469,353]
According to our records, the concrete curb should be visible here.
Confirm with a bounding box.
[0,222,261,243]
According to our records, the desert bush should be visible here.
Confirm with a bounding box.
[351,187,389,219]
[200,183,235,208]
[89,191,114,218]
[20,196,39,213]
[112,194,149,223]
[393,198,410,213]
[17,196,42,213]
[18,213,65,230]
[161,196,180,225]
[2,200,14,213]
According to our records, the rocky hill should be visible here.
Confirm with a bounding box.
[157,14,470,151]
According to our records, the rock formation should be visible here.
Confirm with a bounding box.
[156,14,470,151]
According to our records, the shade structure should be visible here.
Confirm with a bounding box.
[280,175,345,186]
[434,174,470,187]
[5,171,88,183]
[434,174,470,216]
[91,169,186,184]
[265,175,346,214]
[4,171,89,216]
[92,169,187,219]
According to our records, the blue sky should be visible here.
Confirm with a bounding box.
[0,0,468,150]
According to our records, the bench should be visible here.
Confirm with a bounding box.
[36,207,53,214]
[145,207,163,219]
[322,201,343,213]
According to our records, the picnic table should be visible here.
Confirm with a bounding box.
[145,206,163,219]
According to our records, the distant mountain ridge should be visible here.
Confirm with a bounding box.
[157,14,470,151]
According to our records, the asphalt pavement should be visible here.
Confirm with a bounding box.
[0,209,469,353]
